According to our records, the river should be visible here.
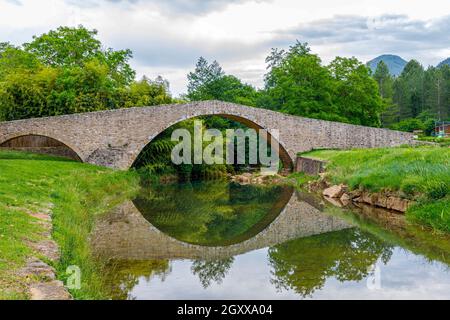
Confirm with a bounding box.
[90,181,450,300]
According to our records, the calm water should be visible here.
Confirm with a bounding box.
[91,181,450,300]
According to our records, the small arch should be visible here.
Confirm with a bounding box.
[129,113,294,173]
[0,134,82,161]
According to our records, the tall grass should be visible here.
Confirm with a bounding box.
[303,146,450,232]
[0,150,139,299]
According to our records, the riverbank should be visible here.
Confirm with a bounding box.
[1,146,448,299]
[0,151,139,299]
[298,146,449,233]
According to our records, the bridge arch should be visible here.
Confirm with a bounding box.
[0,133,83,161]
[127,112,294,173]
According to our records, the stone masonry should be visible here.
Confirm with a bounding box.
[0,100,416,170]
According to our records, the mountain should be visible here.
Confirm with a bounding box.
[438,58,450,68]
[367,54,408,77]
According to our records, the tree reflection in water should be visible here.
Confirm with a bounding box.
[191,258,235,288]
[101,259,170,300]
[134,181,292,246]
[268,228,393,297]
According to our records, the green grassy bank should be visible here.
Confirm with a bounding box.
[301,146,450,233]
[0,151,139,299]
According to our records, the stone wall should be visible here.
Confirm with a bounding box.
[295,156,327,175]
[0,100,416,170]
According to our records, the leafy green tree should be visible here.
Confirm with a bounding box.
[394,60,425,119]
[187,57,224,99]
[0,25,173,121]
[189,74,258,106]
[373,61,394,99]
[0,69,49,120]
[261,42,337,119]
[438,65,450,120]
[23,26,135,86]
[260,42,384,126]
[0,43,41,78]
[328,57,384,126]
[187,57,257,106]
[424,65,450,121]
[390,118,425,132]
[125,76,172,107]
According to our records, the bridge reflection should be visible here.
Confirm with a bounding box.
[91,189,351,260]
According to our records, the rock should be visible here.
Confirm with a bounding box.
[348,190,362,199]
[232,173,283,185]
[28,212,51,221]
[324,196,344,207]
[237,175,250,184]
[20,258,55,280]
[360,192,375,205]
[351,191,411,213]
[31,240,60,262]
[323,184,347,198]
[30,281,72,300]
[374,194,389,208]
[386,196,410,213]
[340,193,351,206]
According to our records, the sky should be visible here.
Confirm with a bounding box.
[1,0,450,96]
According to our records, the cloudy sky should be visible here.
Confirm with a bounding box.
[1,0,450,96]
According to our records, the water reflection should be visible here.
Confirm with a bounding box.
[133,182,294,246]
[90,181,450,300]
[268,229,393,297]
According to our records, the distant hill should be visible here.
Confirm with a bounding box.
[367,54,408,77]
[438,58,450,68]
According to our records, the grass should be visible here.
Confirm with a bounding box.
[0,150,139,299]
[301,146,450,233]
[286,172,318,188]
[418,136,450,147]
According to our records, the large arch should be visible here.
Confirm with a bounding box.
[128,112,295,173]
[0,133,83,161]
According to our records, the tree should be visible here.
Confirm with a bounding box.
[328,57,384,126]
[125,76,173,107]
[187,57,224,99]
[23,25,135,86]
[261,42,337,119]
[0,25,173,121]
[260,42,385,126]
[394,60,425,119]
[0,43,41,78]
[373,61,393,100]
[439,65,450,120]
[187,73,258,106]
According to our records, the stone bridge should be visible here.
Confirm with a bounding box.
[0,100,415,171]
[90,190,351,260]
